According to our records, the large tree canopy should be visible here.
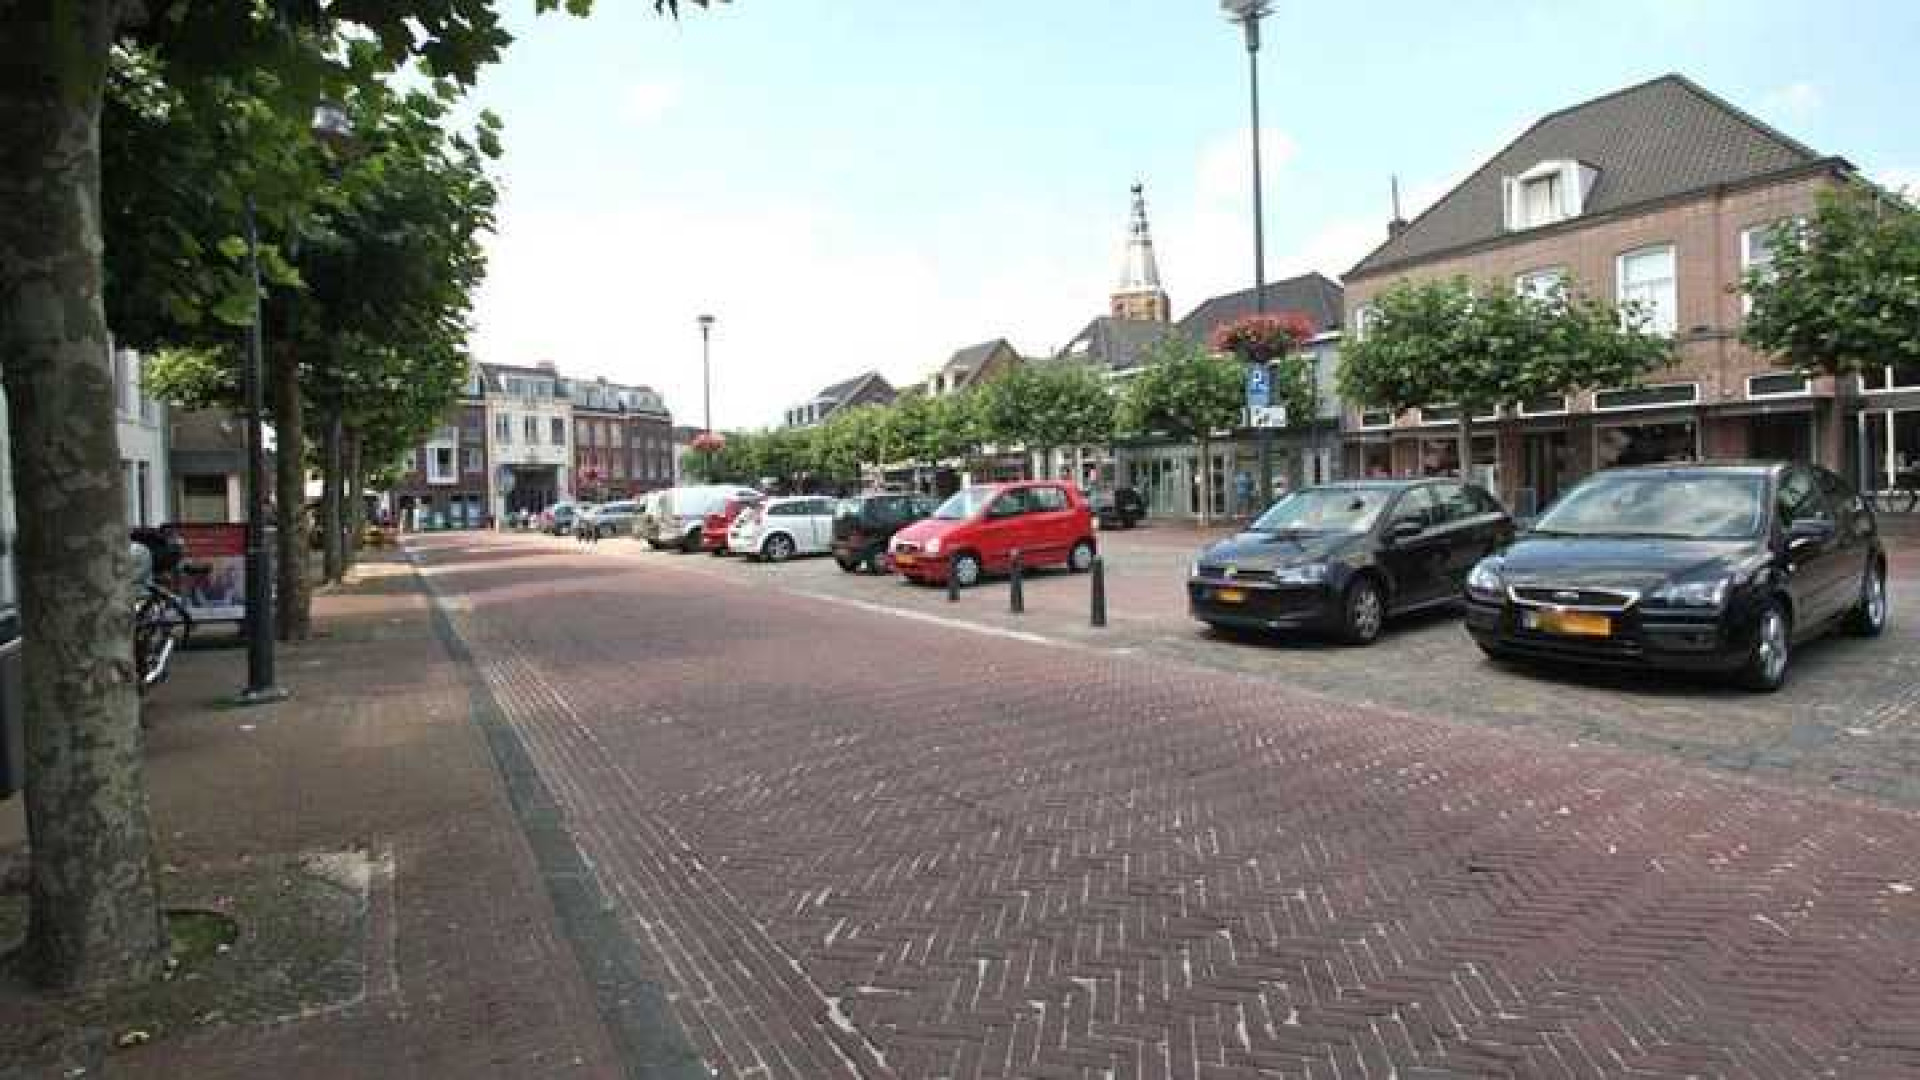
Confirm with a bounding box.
[1742,184,1920,377]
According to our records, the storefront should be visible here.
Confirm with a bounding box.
[1855,365,1920,502]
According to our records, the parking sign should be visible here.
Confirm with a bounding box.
[1245,365,1271,410]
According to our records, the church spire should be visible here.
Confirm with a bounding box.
[1112,182,1171,323]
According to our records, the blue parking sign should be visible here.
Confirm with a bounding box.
[1245,364,1271,410]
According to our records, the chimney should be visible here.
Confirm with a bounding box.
[1387,175,1409,239]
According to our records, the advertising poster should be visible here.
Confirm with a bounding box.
[170,523,248,623]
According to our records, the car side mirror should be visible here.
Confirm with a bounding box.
[1787,518,1836,549]
[1389,519,1425,542]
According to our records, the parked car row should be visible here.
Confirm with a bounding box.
[1187,462,1887,691]
[604,481,1106,587]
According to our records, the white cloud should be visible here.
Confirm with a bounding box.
[622,81,681,125]
[1761,81,1822,123]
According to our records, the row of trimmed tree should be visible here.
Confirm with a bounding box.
[0,0,707,995]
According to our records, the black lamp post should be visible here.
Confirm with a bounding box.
[235,102,354,706]
[1223,0,1276,508]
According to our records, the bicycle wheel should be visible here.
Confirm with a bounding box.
[134,589,188,692]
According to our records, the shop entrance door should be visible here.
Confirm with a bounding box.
[1521,431,1573,516]
[1749,413,1814,463]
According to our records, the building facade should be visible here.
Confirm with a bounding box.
[389,389,490,529]
[565,375,674,501]
[1342,74,1857,514]
[112,347,171,528]
[783,371,896,429]
[169,408,249,524]
[387,361,675,526]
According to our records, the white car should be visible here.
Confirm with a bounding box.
[645,485,761,552]
[729,496,839,562]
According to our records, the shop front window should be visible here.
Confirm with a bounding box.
[1862,410,1920,492]
[1596,421,1697,469]
[1416,435,1496,477]
[1360,442,1393,479]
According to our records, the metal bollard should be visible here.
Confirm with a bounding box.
[1090,555,1107,628]
[1009,549,1025,614]
[947,556,960,603]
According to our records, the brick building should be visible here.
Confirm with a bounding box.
[1342,74,1860,514]
[388,375,490,529]
[564,375,674,501]
[782,371,896,429]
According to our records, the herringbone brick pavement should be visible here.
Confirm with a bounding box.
[415,534,1920,1079]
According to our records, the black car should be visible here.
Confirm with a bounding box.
[831,493,938,573]
[1464,462,1886,691]
[1086,486,1147,529]
[1188,479,1514,644]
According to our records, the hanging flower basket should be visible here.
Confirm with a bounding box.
[691,431,727,453]
[1210,312,1316,363]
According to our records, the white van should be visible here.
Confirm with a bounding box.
[645,486,761,552]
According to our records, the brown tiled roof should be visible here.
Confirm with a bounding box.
[1349,74,1843,279]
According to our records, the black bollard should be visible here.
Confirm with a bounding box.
[947,556,960,603]
[1090,555,1107,628]
[1009,549,1025,614]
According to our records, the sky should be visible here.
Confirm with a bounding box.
[463,0,1920,431]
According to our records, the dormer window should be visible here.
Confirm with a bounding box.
[1503,160,1597,231]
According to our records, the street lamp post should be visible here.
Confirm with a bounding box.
[1223,0,1276,508]
[698,314,715,477]
[235,102,355,705]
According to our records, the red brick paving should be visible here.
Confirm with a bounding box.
[0,554,622,1079]
[417,532,1920,1079]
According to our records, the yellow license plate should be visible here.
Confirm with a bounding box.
[1215,587,1247,605]
[1531,610,1612,637]
[893,554,916,566]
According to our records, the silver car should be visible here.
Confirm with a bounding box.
[729,496,838,561]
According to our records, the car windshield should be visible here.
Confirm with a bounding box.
[1533,472,1766,539]
[1250,488,1393,534]
[933,486,995,520]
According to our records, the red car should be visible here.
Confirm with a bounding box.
[888,481,1097,587]
[702,495,762,554]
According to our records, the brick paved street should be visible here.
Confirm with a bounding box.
[415,530,1920,1079]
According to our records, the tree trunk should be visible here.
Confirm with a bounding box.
[319,407,343,585]
[344,430,364,571]
[270,346,309,640]
[0,0,167,992]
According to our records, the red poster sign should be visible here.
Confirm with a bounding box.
[168,523,248,623]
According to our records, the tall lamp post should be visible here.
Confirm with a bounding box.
[235,102,355,705]
[698,314,716,477]
[1222,0,1276,507]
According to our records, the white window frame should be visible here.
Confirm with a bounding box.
[1414,403,1501,427]
[1592,381,1699,413]
[1355,408,1396,431]
[1351,304,1378,342]
[1617,245,1678,336]
[1514,267,1568,302]
[426,445,458,485]
[1740,220,1798,316]
[1515,395,1571,418]
[1746,371,1812,401]
[1860,365,1920,395]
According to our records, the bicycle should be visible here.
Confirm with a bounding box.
[130,528,196,697]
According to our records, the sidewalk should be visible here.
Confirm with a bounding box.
[0,553,621,1078]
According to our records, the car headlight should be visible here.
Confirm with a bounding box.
[923,537,943,555]
[1466,559,1505,602]
[1271,563,1329,584]
[1650,577,1731,609]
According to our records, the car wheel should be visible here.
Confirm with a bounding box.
[835,555,860,572]
[763,534,796,562]
[680,532,700,554]
[949,552,983,588]
[1068,539,1096,572]
[865,551,888,575]
[1738,600,1792,692]
[1338,576,1386,646]
[647,540,665,551]
[1845,562,1888,637]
